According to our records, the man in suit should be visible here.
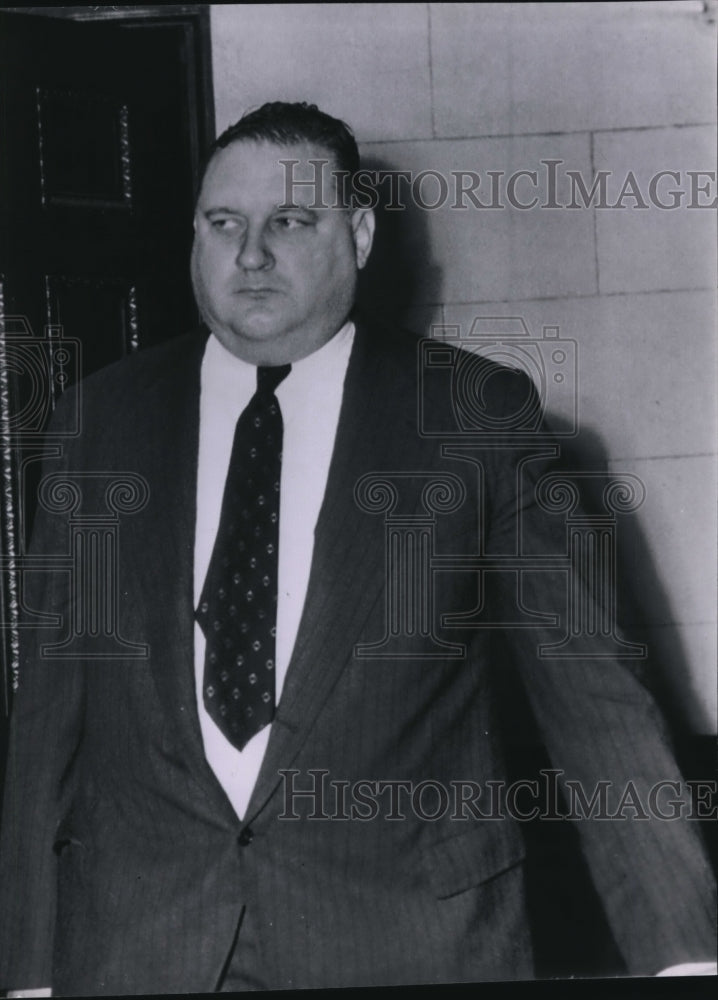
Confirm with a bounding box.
[0,101,715,995]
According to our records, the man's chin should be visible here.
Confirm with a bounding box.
[229,319,288,346]
[227,302,287,338]
[208,307,346,364]
[209,319,294,364]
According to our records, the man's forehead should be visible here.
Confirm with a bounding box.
[200,138,343,205]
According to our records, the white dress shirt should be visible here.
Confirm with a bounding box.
[193,321,355,820]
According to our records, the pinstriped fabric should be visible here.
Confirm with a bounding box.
[221,644,533,988]
[0,320,715,994]
[482,419,716,972]
[0,391,84,990]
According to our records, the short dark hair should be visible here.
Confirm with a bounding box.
[200,101,360,187]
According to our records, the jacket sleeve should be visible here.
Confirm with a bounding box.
[0,400,85,991]
[483,369,716,976]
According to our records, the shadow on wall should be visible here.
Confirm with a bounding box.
[545,418,697,732]
[539,418,716,869]
[354,151,712,838]
[356,154,442,331]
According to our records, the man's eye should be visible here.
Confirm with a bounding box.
[273,215,310,231]
[210,217,240,231]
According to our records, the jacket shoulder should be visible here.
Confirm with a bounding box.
[50,330,204,428]
[79,329,205,399]
[358,314,540,431]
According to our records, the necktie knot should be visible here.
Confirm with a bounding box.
[257,363,291,397]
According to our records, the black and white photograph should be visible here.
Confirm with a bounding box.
[0,3,716,996]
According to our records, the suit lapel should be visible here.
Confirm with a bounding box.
[244,318,420,822]
[130,331,217,780]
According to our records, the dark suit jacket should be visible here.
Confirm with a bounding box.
[0,317,714,994]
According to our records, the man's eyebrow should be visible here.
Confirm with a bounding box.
[201,205,319,215]
[204,206,242,216]
[274,202,318,214]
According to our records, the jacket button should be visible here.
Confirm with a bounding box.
[237,827,253,847]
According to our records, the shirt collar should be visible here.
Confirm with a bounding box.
[202,320,355,400]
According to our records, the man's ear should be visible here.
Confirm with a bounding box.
[350,208,375,270]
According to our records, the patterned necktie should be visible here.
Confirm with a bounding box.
[196,363,291,751]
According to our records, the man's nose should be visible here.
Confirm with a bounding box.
[235,225,273,270]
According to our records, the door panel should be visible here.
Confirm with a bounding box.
[0,11,201,371]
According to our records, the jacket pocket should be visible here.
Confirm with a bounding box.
[419,822,526,899]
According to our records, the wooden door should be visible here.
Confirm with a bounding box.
[0,10,205,367]
[0,9,213,768]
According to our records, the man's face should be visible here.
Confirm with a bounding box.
[191,139,374,365]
